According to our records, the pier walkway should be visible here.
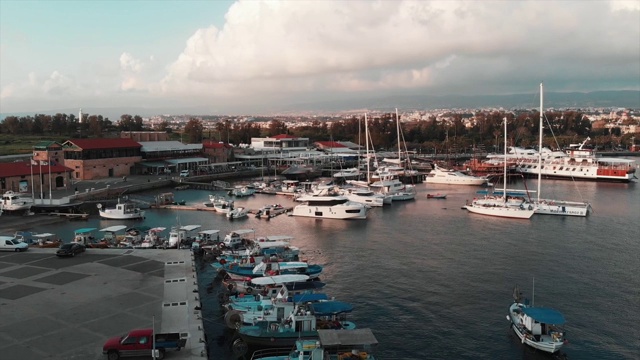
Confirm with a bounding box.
[0,248,207,360]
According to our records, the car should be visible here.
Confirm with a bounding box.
[179,170,190,177]
[0,236,29,252]
[56,242,86,257]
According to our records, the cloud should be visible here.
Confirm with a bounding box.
[119,52,149,91]
[158,0,640,108]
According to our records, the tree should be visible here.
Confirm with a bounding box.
[184,118,203,143]
[267,120,287,137]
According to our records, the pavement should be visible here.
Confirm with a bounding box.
[0,248,207,360]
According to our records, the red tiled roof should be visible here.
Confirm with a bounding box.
[0,161,72,177]
[315,141,347,148]
[64,138,141,150]
[272,134,296,139]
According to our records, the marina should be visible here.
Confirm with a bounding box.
[0,175,638,359]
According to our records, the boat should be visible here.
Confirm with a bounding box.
[227,206,249,220]
[1,191,34,212]
[332,167,362,180]
[507,283,567,353]
[166,224,201,248]
[249,328,378,360]
[229,185,256,197]
[339,187,386,207]
[29,233,62,248]
[464,118,535,219]
[426,193,447,199]
[255,204,288,219]
[138,227,166,249]
[224,274,312,296]
[532,83,592,217]
[223,260,323,279]
[425,165,488,186]
[97,198,145,220]
[71,227,112,248]
[291,195,368,220]
[281,163,322,181]
[208,195,235,214]
[236,300,356,348]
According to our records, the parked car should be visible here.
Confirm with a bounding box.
[102,328,187,360]
[56,242,85,257]
[179,170,190,177]
[0,235,29,252]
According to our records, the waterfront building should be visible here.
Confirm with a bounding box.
[0,161,72,195]
[62,138,142,180]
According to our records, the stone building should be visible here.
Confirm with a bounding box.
[62,138,142,180]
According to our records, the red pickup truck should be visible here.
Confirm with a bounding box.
[102,328,187,360]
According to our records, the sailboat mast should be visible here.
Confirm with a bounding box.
[396,108,401,163]
[538,83,543,202]
[532,277,535,307]
[365,113,371,183]
[503,117,508,202]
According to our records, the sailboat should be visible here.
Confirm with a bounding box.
[464,118,535,219]
[533,83,591,217]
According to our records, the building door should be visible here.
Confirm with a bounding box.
[55,176,64,188]
[108,168,114,177]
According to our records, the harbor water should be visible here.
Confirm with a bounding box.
[19,179,639,360]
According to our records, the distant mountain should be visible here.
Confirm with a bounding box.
[1,91,638,120]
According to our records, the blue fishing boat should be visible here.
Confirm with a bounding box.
[507,284,567,353]
[220,260,323,279]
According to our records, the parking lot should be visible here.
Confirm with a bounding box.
[0,248,201,360]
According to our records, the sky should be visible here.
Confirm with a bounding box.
[1,0,639,116]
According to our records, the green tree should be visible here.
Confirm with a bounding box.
[184,118,203,143]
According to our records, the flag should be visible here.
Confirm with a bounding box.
[31,159,38,165]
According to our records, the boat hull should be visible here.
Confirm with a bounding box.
[464,205,534,219]
[507,303,565,353]
[98,210,145,220]
[534,201,590,217]
[291,204,367,219]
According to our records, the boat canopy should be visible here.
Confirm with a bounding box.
[264,235,294,242]
[256,240,291,249]
[100,225,128,233]
[317,328,378,347]
[251,274,309,286]
[149,227,166,233]
[292,293,329,303]
[199,229,220,235]
[522,307,566,324]
[310,301,354,316]
[180,225,202,232]
[75,228,97,234]
[230,229,255,236]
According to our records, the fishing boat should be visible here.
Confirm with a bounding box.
[531,83,592,217]
[1,191,34,212]
[167,224,201,248]
[507,283,567,353]
[222,260,323,279]
[291,195,368,220]
[249,328,379,360]
[29,233,62,248]
[236,300,356,348]
[208,195,235,214]
[426,193,447,199]
[97,199,145,220]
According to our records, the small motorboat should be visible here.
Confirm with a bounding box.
[427,193,447,199]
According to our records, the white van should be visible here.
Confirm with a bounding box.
[0,236,29,252]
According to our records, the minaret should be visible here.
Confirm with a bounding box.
[79,108,83,123]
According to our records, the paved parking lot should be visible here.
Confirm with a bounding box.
[0,248,204,360]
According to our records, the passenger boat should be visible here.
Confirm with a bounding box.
[1,191,34,212]
[425,165,488,186]
[291,195,368,220]
[97,199,145,220]
[249,328,378,360]
[507,283,567,353]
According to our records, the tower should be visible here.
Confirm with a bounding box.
[79,108,83,123]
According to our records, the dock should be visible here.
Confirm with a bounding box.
[47,212,89,220]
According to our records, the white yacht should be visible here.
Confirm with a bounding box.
[291,195,368,220]
[339,187,386,207]
[1,191,34,212]
[425,165,488,186]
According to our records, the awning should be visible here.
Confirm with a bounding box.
[140,161,167,168]
[100,225,128,233]
[165,157,209,165]
[522,307,566,324]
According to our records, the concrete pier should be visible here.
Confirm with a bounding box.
[0,248,206,360]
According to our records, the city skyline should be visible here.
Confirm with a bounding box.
[1,0,639,116]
